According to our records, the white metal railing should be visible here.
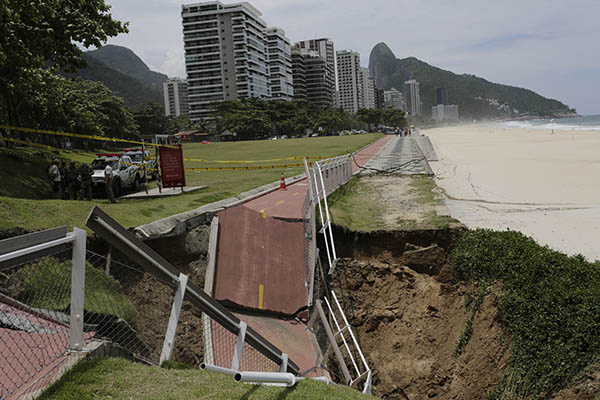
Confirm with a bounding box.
[309,154,352,274]
[324,291,371,394]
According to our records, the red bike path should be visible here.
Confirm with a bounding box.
[210,136,391,374]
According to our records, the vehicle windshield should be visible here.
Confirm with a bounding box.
[91,159,118,170]
[128,153,144,162]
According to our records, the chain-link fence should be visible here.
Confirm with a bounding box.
[0,247,75,400]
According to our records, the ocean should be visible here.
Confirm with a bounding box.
[500,115,600,131]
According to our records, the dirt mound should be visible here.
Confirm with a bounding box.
[331,257,510,399]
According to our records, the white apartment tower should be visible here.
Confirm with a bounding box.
[181,1,270,121]
[336,50,363,114]
[163,78,189,117]
[403,79,422,117]
[360,67,375,109]
[266,27,294,101]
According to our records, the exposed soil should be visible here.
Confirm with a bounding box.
[326,228,510,400]
[90,224,212,366]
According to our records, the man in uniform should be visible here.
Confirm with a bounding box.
[78,162,93,201]
[104,162,116,203]
[65,161,79,200]
[47,159,62,199]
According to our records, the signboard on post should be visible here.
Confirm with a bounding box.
[159,145,186,189]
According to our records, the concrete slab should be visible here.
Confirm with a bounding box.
[121,186,207,199]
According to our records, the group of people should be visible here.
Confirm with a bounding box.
[47,159,93,200]
[395,128,412,137]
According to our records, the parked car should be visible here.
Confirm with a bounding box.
[123,148,158,180]
[91,154,143,196]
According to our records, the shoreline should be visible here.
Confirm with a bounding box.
[425,124,600,262]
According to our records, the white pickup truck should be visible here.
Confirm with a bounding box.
[91,154,143,197]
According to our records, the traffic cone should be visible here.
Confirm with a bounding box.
[279,172,287,190]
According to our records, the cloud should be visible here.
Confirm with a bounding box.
[104,0,600,114]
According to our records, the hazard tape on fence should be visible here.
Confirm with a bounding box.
[185,162,313,171]
[183,155,325,164]
[0,124,176,148]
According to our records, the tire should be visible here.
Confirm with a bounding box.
[133,175,140,190]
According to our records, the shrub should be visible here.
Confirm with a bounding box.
[451,229,600,398]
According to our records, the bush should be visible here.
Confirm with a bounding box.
[451,229,600,398]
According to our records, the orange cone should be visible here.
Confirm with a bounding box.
[279,172,287,190]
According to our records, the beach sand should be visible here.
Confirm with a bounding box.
[425,124,600,262]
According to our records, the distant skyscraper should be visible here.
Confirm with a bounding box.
[163,78,189,117]
[296,38,335,105]
[403,80,421,117]
[360,67,375,109]
[432,104,459,122]
[291,47,307,101]
[181,1,269,121]
[374,87,385,109]
[384,88,404,110]
[436,87,449,106]
[336,50,363,114]
[291,46,333,107]
[266,27,294,101]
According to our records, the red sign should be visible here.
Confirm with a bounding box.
[159,145,186,188]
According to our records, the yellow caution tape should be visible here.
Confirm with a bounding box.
[0,124,176,148]
[185,162,313,171]
[0,136,62,151]
[183,155,325,164]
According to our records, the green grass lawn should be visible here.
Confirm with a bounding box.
[39,357,373,400]
[0,134,382,231]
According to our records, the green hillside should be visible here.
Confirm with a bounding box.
[86,45,169,93]
[368,42,575,120]
[62,45,167,109]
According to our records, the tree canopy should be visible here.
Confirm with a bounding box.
[0,0,130,137]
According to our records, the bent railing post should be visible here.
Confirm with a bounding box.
[160,272,188,365]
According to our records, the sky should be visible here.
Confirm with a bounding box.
[104,0,600,115]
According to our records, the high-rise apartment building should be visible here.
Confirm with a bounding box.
[384,87,405,110]
[403,79,421,117]
[436,87,449,105]
[360,67,375,109]
[296,38,335,106]
[266,27,293,101]
[432,104,459,122]
[374,87,385,109]
[163,78,189,117]
[291,46,333,107]
[181,1,270,121]
[336,50,363,114]
[291,47,307,101]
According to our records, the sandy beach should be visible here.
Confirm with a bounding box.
[425,124,600,262]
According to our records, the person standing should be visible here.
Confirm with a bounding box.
[59,161,67,199]
[104,162,116,203]
[65,161,79,200]
[48,159,62,199]
[78,163,93,201]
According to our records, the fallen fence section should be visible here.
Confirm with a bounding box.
[0,227,95,399]
[85,206,299,375]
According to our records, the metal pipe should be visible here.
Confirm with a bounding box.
[234,371,296,386]
[200,363,238,376]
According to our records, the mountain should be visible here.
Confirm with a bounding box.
[368,42,575,120]
[63,45,167,109]
[85,45,168,94]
